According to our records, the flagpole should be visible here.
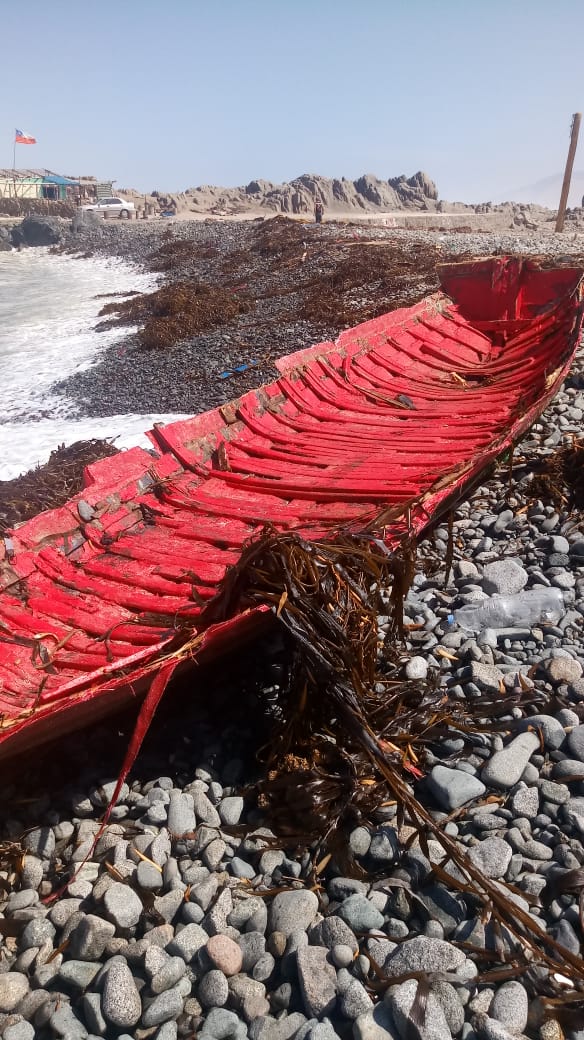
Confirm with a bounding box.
[13,135,16,172]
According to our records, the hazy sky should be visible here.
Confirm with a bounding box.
[3,0,583,202]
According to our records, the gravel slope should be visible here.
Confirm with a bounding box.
[54,220,584,418]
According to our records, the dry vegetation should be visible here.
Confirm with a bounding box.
[299,240,447,325]
[250,213,308,260]
[99,280,252,349]
[148,238,219,272]
[529,436,584,509]
[0,440,118,533]
[194,528,584,1004]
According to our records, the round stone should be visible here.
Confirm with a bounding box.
[337,894,384,932]
[0,973,30,1012]
[23,827,55,860]
[103,881,143,929]
[405,656,428,680]
[482,559,528,596]
[142,986,184,1027]
[268,890,319,937]
[206,934,243,976]
[4,1023,35,1040]
[467,837,512,879]
[546,656,583,685]
[198,968,229,1007]
[102,959,142,1028]
[490,980,529,1034]
[332,943,354,968]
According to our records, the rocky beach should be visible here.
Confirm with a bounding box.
[51,213,584,419]
[1,201,584,1040]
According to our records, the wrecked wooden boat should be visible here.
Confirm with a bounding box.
[0,256,582,760]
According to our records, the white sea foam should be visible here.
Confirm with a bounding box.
[0,248,189,479]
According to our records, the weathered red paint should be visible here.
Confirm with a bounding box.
[0,257,582,758]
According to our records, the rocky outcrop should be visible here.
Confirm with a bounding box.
[11,215,63,247]
[0,225,12,251]
[175,170,440,217]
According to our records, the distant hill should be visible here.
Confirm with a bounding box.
[496,171,584,209]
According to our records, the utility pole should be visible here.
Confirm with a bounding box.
[555,112,581,232]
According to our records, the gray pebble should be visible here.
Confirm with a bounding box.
[167,923,208,961]
[219,796,244,825]
[167,791,197,836]
[489,980,529,1033]
[103,882,143,929]
[428,764,486,810]
[331,943,354,968]
[269,890,319,937]
[58,959,102,989]
[192,788,222,827]
[23,826,55,860]
[468,661,505,693]
[19,916,55,950]
[297,945,337,1018]
[102,958,142,1028]
[481,731,540,788]
[384,937,466,977]
[199,1006,247,1039]
[50,1003,88,1039]
[337,894,384,932]
[405,655,428,680]
[151,956,187,994]
[68,914,116,960]
[228,973,270,1020]
[482,559,528,595]
[199,969,229,1007]
[349,827,371,857]
[388,979,451,1040]
[82,992,107,1034]
[0,973,30,1012]
[339,978,372,1019]
[468,837,512,879]
[142,985,185,1027]
[3,1023,35,1040]
[353,1004,399,1040]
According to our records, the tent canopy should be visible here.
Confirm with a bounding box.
[42,174,79,186]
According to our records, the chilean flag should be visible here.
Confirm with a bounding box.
[15,129,36,145]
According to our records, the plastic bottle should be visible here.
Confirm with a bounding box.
[454,587,565,633]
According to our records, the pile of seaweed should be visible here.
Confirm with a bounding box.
[529,436,584,510]
[99,280,252,349]
[147,237,219,272]
[246,218,448,327]
[0,439,118,533]
[299,240,448,326]
[185,528,584,1013]
[250,214,309,260]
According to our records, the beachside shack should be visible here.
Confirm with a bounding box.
[41,173,80,201]
[0,172,43,198]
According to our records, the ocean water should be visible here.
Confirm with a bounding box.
[0,248,189,480]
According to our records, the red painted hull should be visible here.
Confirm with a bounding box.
[0,257,582,759]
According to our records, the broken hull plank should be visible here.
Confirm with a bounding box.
[0,257,582,758]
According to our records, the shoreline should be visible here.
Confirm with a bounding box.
[51,219,584,422]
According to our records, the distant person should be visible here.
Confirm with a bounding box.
[314,200,324,224]
[581,194,584,210]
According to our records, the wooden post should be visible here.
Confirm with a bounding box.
[555,112,581,232]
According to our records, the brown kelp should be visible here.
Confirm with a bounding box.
[529,436,584,510]
[0,439,118,534]
[194,528,584,1016]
